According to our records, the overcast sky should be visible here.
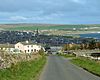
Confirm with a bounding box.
[0,0,100,24]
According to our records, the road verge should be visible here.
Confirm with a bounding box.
[0,56,46,80]
[71,57,100,77]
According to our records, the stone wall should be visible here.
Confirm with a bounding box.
[0,51,41,69]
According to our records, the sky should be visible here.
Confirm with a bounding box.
[0,0,100,24]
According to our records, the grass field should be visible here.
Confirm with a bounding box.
[71,57,100,76]
[5,24,100,31]
[0,56,46,80]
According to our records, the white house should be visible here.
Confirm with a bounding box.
[0,44,15,52]
[15,41,42,53]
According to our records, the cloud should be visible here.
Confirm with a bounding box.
[0,0,100,24]
[71,0,86,4]
[9,16,27,21]
[72,0,80,3]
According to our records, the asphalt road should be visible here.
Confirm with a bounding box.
[39,55,100,80]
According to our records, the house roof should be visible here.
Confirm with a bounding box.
[0,44,14,48]
[19,41,37,45]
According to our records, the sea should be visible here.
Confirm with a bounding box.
[80,33,100,39]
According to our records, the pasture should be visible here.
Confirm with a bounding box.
[4,24,100,31]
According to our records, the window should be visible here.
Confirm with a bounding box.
[34,49,36,52]
[31,45,33,47]
[28,50,29,52]
[31,49,33,52]
[27,46,29,48]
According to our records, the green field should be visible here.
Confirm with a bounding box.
[0,56,46,80]
[5,24,100,31]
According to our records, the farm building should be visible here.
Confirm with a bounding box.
[15,41,43,53]
[91,53,100,60]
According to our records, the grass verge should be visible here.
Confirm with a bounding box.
[58,54,76,58]
[71,57,100,77]
[0,56,46,80]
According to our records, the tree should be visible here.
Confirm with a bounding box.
[38,48,45,55]
[62,44,80,51]
[62,44,70,51]
[88,39,96,49]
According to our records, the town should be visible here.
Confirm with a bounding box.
[0,30,100,58]
[0,29,100,80]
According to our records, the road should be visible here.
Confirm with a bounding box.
[39,55,100,80]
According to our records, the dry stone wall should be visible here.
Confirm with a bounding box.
[0,51,41,69]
